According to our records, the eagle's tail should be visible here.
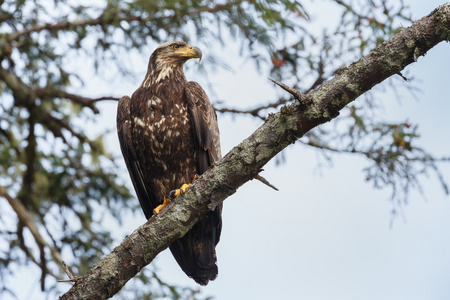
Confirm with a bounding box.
[169,206,222,285]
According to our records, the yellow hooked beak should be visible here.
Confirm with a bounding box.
[174,45,202,61]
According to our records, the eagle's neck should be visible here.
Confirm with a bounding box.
[141,56,187,88]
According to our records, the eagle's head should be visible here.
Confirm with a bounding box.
[144,41,202,85]
[154,41,202,63]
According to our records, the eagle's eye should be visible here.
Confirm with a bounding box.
[172,44,179,50]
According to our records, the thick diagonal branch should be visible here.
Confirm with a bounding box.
[60,3,450,299]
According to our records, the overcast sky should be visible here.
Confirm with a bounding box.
[7,1,450,299]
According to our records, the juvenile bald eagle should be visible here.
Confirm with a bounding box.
[117,41,222,285]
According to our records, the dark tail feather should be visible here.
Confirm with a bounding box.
[169,207,221,285]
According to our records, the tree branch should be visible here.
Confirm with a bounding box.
[187,0,244,16]
[5,1,251,44]
[0,187,64,272]
[215,97,292,120]
[60,3,450,299]
[36,89,120,114]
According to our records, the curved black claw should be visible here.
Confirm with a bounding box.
[169,188,185,199]
[152,195,172,217]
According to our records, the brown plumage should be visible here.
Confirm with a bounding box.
[117,41,222,285]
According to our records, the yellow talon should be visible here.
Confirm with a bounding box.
[153,175,198,217]
[153,195,171,216]
[172,183,190,197]
[170,175,198,198]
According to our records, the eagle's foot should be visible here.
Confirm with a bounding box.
[169,183,190,198]
[152,175,198,217]
[152,195,171,216]
[168,175,198,199]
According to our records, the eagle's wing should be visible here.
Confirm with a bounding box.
[117,96,157,219]
[184,80,222,244]
[184,81,222,172]
[167,82,222,285]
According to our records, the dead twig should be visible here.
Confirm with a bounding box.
[58,261,79,283]
[268,78,311,107]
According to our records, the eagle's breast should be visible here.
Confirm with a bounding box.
[131,81,195,199]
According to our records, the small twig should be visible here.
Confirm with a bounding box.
[255,174,279,191]
[397,72,409,81]
[58,261,79,283]
[268,78,304,102]
[268,78,313,109]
